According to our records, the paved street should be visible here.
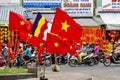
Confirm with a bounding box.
[20,63,120,80]
[45,63,120,80]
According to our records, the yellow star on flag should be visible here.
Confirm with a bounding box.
[40,43,43,47]
[20,21,25,26]
[61,20,70,32]
[70,46,73,49]
[63,38,67,41]
[54,42,59,47]
[28,33,32,38]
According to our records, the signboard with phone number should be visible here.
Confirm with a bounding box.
[102,0,120,12]
[62,0,93,17]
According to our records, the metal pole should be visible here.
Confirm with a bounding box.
[40,53,48,80]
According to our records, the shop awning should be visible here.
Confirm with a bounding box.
[74,18,101,27]
[93,16,104,25]
[106,24,120,30]
[33,13,101,27]
[32,13,54,23]
[99,12,120,25]
[99,12,120,30]
[0,6,26,26]
[0,6,26,21]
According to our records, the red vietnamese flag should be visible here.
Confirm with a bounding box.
[51,8,82,41]
[29,36,41,47]
[29,35,46,47]
[9,11,32,33]
[8,43,13,60]
[18,32,32,42]
[46,33,73,55]
[38,43,45,64]
[63,40,76,56]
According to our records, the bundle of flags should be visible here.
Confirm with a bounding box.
[9,8,83,62]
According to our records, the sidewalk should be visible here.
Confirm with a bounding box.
[18,71,92,80]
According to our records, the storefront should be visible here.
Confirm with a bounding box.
[98,12,120,54]
[74,17,103,47]
[99,0,120,42]
[99,12,120,42]
[96,0,120,53]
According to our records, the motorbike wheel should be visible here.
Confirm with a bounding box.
[88,58,95,66]
[57,57,62,65]
[94,58,99,65]
[69,59,77,67]
[103,59,111,67]
[45,59,51,67]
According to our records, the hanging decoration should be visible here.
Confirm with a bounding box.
[108,30,116,42]
[0,27,11,46]
[80,27,103,47]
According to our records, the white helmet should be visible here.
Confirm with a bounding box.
[76,43,80,45]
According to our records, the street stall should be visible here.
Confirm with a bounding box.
[74,18,103,48]
[98,0,120,54]
[99,12,120,47]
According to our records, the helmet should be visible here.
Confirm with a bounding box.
[82,42,86,45]
[76,43,80,45]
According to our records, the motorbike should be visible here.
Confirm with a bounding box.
[27,53,37,67]
[92,50,107,65]
[56,54,68,65]
[69,53,95,67]
[12,53,37,67]
[41,53,51,66]
[104,50,120,66]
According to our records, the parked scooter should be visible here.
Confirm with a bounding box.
[41,53,51,66]
[69,53,95,67]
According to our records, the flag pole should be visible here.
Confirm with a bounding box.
[52,54,60,72]
[39,46,48,80]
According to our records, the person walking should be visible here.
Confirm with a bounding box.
[3,44,8,61]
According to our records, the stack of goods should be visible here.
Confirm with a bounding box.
[0,27,11,46]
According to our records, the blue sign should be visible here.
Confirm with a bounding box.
[23,2,61,8]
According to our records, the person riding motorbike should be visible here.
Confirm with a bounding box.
[77,42,88,63]
[94,43,100,55]
[113,41,120,59]
[23,44,31,65]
